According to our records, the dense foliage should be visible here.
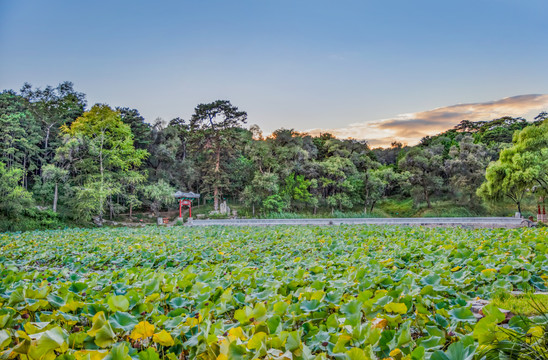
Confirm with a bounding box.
[0,225,547,359]
[1,81,548,230]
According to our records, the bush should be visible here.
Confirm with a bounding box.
[0,207,69,232]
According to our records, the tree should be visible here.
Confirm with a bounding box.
[372,141,407,166]
[189,100,247,211]
[0,162,33,217]
[121,170,147,218]
[61,104,148,221]
[362,168,401,214]
[317,156,357,211]
[281,173,314,210]
[399,146,444,208]
[0,91,41,188]
[118,107,152,150]
[242,171,280,216]
[478,118,548,215]
[474,116,528,145]
[511,118,548,194]
[143,180,176,217]
[263,194,286,213]
[477,147,533,215]
[41,164,69,212]
[445,136,490,204]
[20,82,86,167]
[533,112,548,125]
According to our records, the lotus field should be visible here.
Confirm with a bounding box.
[1,225,547,359]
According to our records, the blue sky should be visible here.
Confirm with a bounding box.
[1,0,547,146]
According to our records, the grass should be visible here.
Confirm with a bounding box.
[491,290,548,316]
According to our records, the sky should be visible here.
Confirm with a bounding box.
[1,0,547,147]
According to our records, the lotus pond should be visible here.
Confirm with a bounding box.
[0,225,547,359]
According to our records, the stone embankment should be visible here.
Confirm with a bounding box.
[185,217,532,228]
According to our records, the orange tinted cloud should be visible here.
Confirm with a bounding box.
[307,94,548,147]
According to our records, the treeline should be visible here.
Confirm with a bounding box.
[1,82,547,229]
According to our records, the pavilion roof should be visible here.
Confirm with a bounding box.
[174,191,201,199]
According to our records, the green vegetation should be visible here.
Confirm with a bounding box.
[1,82,548,231]
[490,291,548,317]
[0,225,547,358]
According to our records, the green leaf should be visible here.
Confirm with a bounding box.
[138,347,161,360]
[285,331,301,352]
[0,314,10,329]
[417,336,444,351]
[430,351,450,360]
[384,302,407,314]
[345,347,369,360]
[481,304,505,323]
[341,300,362,326]
[333,334,352,353]
[108,295,130,312]
[28,327,69,359]
[88,311,108,337]
[300,299,321,312]
[397,321,411,346]
[247,332,267,350]
[8,288,24,306]
[168,297,186,309]
[110,311,138,332]
[69,282,88,293]
[448,307,476,324]
[411,346,425,360]
[228,341,247,360]
[105,343,132,360]
[95,321,116,348]
[422,274,441,286]
[431,340,475,360]
[0,330,11,350]
[234,306,252,324]
[144,276,161,295]
[267,315,282,334]
[253,302,267,321]
[473,317,503,345]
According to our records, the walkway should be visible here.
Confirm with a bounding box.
[186,217,532,228]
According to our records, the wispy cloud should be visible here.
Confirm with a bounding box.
[307,94,548,147]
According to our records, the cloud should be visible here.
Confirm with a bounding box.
[307,94,548,147]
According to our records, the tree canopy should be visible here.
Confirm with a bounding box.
[1,81,547,229]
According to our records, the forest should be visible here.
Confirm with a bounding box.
[1,81,548,231]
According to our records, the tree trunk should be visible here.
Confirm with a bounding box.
[214,187,219,211]
[370,201,377,213]
[129,186,133,217]
[44,126,51,152]
[213,142,221,211]
[99,132,105,221]
[53,182,58,212]
[517,202,522,216]
[252,203,255,217]
[109,195,113,220]
[23,156,27,189]
[424,188,431,208]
